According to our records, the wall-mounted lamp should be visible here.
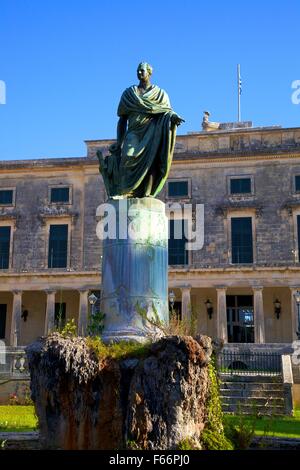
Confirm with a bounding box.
[205,299,213,319]
[169,290,176,314]
[88,293,98,316]
[273,299,281,320]
[21,309,29,322]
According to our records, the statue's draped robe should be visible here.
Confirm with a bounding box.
[115,85,176,197]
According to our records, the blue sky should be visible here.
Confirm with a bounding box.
[0,0,299,160]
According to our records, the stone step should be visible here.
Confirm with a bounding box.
[220,388,284,398]
[220,382,284,391]
[222,404,285,415]
[219,374,282,383]
[221,396,284,405]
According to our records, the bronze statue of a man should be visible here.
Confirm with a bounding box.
[98,62,184,198]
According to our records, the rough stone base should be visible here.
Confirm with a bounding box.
[26,333,212,450]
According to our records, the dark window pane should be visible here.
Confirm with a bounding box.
[0,304,6,338]
[55,302,66,328]
[168,219,189,265]
[168,181,189,197]
[227,296,254,343]
[230,178,251,194]
[50,187,69,203]
[231,217,253,263]
[226,295,236,307]
[48,224,68,268]
[0,190,13,205]
[0,227,10,269]
[298,216,300,262]
[169,301,182,321]
[296,176,300,192]
[237,295,253,307]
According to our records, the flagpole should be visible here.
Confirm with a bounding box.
[237,64,241,122]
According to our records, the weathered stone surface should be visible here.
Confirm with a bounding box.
[26,333,212,450]
[126,336,210,450]
[101,197,168,343]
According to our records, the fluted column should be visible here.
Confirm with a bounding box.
[10,290,22,346]
[290,288,300,341]
[216,287,228,342]
[180,287,191,322]
[78,289,89,336]
[253,287,265,343]
[44,290,56,335]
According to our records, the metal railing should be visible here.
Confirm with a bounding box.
[217,351,282,376]
[0,347,29,377]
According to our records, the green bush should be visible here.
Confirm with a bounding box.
[201,429,233,450]
[87,311,106,336]
[60,318,77,338]
[224,403,258,450]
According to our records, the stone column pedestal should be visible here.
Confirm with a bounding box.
[100,198,168,343]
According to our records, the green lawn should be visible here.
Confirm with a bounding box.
[0,406,38,432]
[1,404,300,438]
[224,408,300,439]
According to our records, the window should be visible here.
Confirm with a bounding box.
[55,302,66,329]
[230,178,251,195]
[227,295,254,343]
[0,227,11,269]
[231,217,253,263]
[168,181,189,198]
[48,224,68,268]
[295,176,300,192]
[168,219,188,265]
[50,187,70,203]
[0,304,6,339]
[0,190,13,205]
[297,216,300,261]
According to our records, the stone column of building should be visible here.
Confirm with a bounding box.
[78,289,89,336]
[216,287,228,342]
[180,287,191,322]
[44,290,56,335]
[253,287,265,343]
[10,290,22,347]
[290,288,299,341]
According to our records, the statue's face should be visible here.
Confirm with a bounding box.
[137,65,150,81]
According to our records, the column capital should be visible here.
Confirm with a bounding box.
[179,285,191,292]
[251,285,264,291]
[290,286,300,292]
[215,286,227,292]
[78,288,90,295]
[45,289,57,295]
[12,290,22,296]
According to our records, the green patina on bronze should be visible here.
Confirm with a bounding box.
[97,62,184,198]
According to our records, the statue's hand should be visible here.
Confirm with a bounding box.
[171,113,185,127]
[109,142,121,154]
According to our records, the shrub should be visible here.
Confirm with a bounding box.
[200,357,233,450]
[224,403,258,450]
[87,311,106,336]
[86,336,151,361]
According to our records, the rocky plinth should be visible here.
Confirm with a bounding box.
[26,334,213,450]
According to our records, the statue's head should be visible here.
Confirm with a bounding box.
[137,62,153,80]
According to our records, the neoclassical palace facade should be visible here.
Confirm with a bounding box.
[1,122,300,348]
